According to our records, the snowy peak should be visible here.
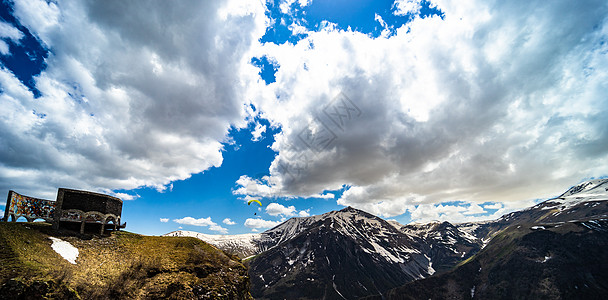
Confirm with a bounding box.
[532,179,608,214]
[558,178,608,200]
[249,206,434,299]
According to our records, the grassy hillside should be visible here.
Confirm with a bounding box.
[0,222,252,299]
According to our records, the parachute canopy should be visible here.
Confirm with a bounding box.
[248,199,262,206]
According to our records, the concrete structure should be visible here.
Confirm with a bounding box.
[3,188,125,234]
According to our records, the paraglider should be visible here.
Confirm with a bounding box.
[248,199,262,206]
[248,199,262,215]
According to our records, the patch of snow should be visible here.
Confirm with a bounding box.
[481,237,491,249]
[424,254,436,275]
[368,241,405,263]
[49,237,78,264]
[471,286,476,298]
[531,226,545,230]
[332,275,347,299]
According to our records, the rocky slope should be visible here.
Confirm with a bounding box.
[248,207,433,299]
[365,179,608,299]
[395,221,482,273]
[366,219,608,300]
[0,222,253,299]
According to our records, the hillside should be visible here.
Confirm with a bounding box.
[365,219,608,299]
[0,222,252,299]
[364,179,608,299]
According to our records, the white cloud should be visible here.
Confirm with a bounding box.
[173,217,228,234]
[244,218,282,229]
[251,122,266,141]
[464,203,486,215]
[242,0,608,221]
[0,21,24,41]
[0,22,23,54]
[265,202,311,218]
[0,40,9,55]
[408,199,533,224]
[393,0,422,16]
[265,202,296,216]
[159,218,169,223]
[223,218,236,225]
[2,0,607,226]
[110,192,139,201]
[0,0,267,198]
[483,203,503,210]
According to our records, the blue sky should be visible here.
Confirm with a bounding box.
[1,0,607,235]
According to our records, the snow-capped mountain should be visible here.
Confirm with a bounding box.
[367,179,608,299]
[248,207,433,299]
[456,178,608,242]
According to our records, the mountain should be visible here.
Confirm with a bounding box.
[365,178,608,299]
[248,207,433,299]
[165,179,608,299]
[394,221,482,273]
[455,178,608,241]
[0,222,252,299]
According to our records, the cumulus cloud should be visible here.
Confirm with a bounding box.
[251,122,267,141]
[242,0,608,219]
[393,0,422,16]
[0,21,24,41]
[2,0,607,226]
[407,200,529,224]
[483,203,503,210]
[244,218,282,229]
[298,210,310,217]
[173,216,228,234]
[265,202,297,216]
[111,192,139,201]
[223,218,236,225]
[159,218,169,223]
[0,0,267,198]
[265,202,311,217]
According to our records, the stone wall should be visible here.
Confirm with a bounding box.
[57,188,122,216]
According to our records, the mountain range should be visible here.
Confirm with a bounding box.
[165,178,608,299]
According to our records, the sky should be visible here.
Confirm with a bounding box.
[0,0,607,235]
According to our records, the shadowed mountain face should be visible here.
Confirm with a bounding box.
[249,207,433,299]
[366,219,608,300]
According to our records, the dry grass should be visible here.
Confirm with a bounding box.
[0,222,252,299]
